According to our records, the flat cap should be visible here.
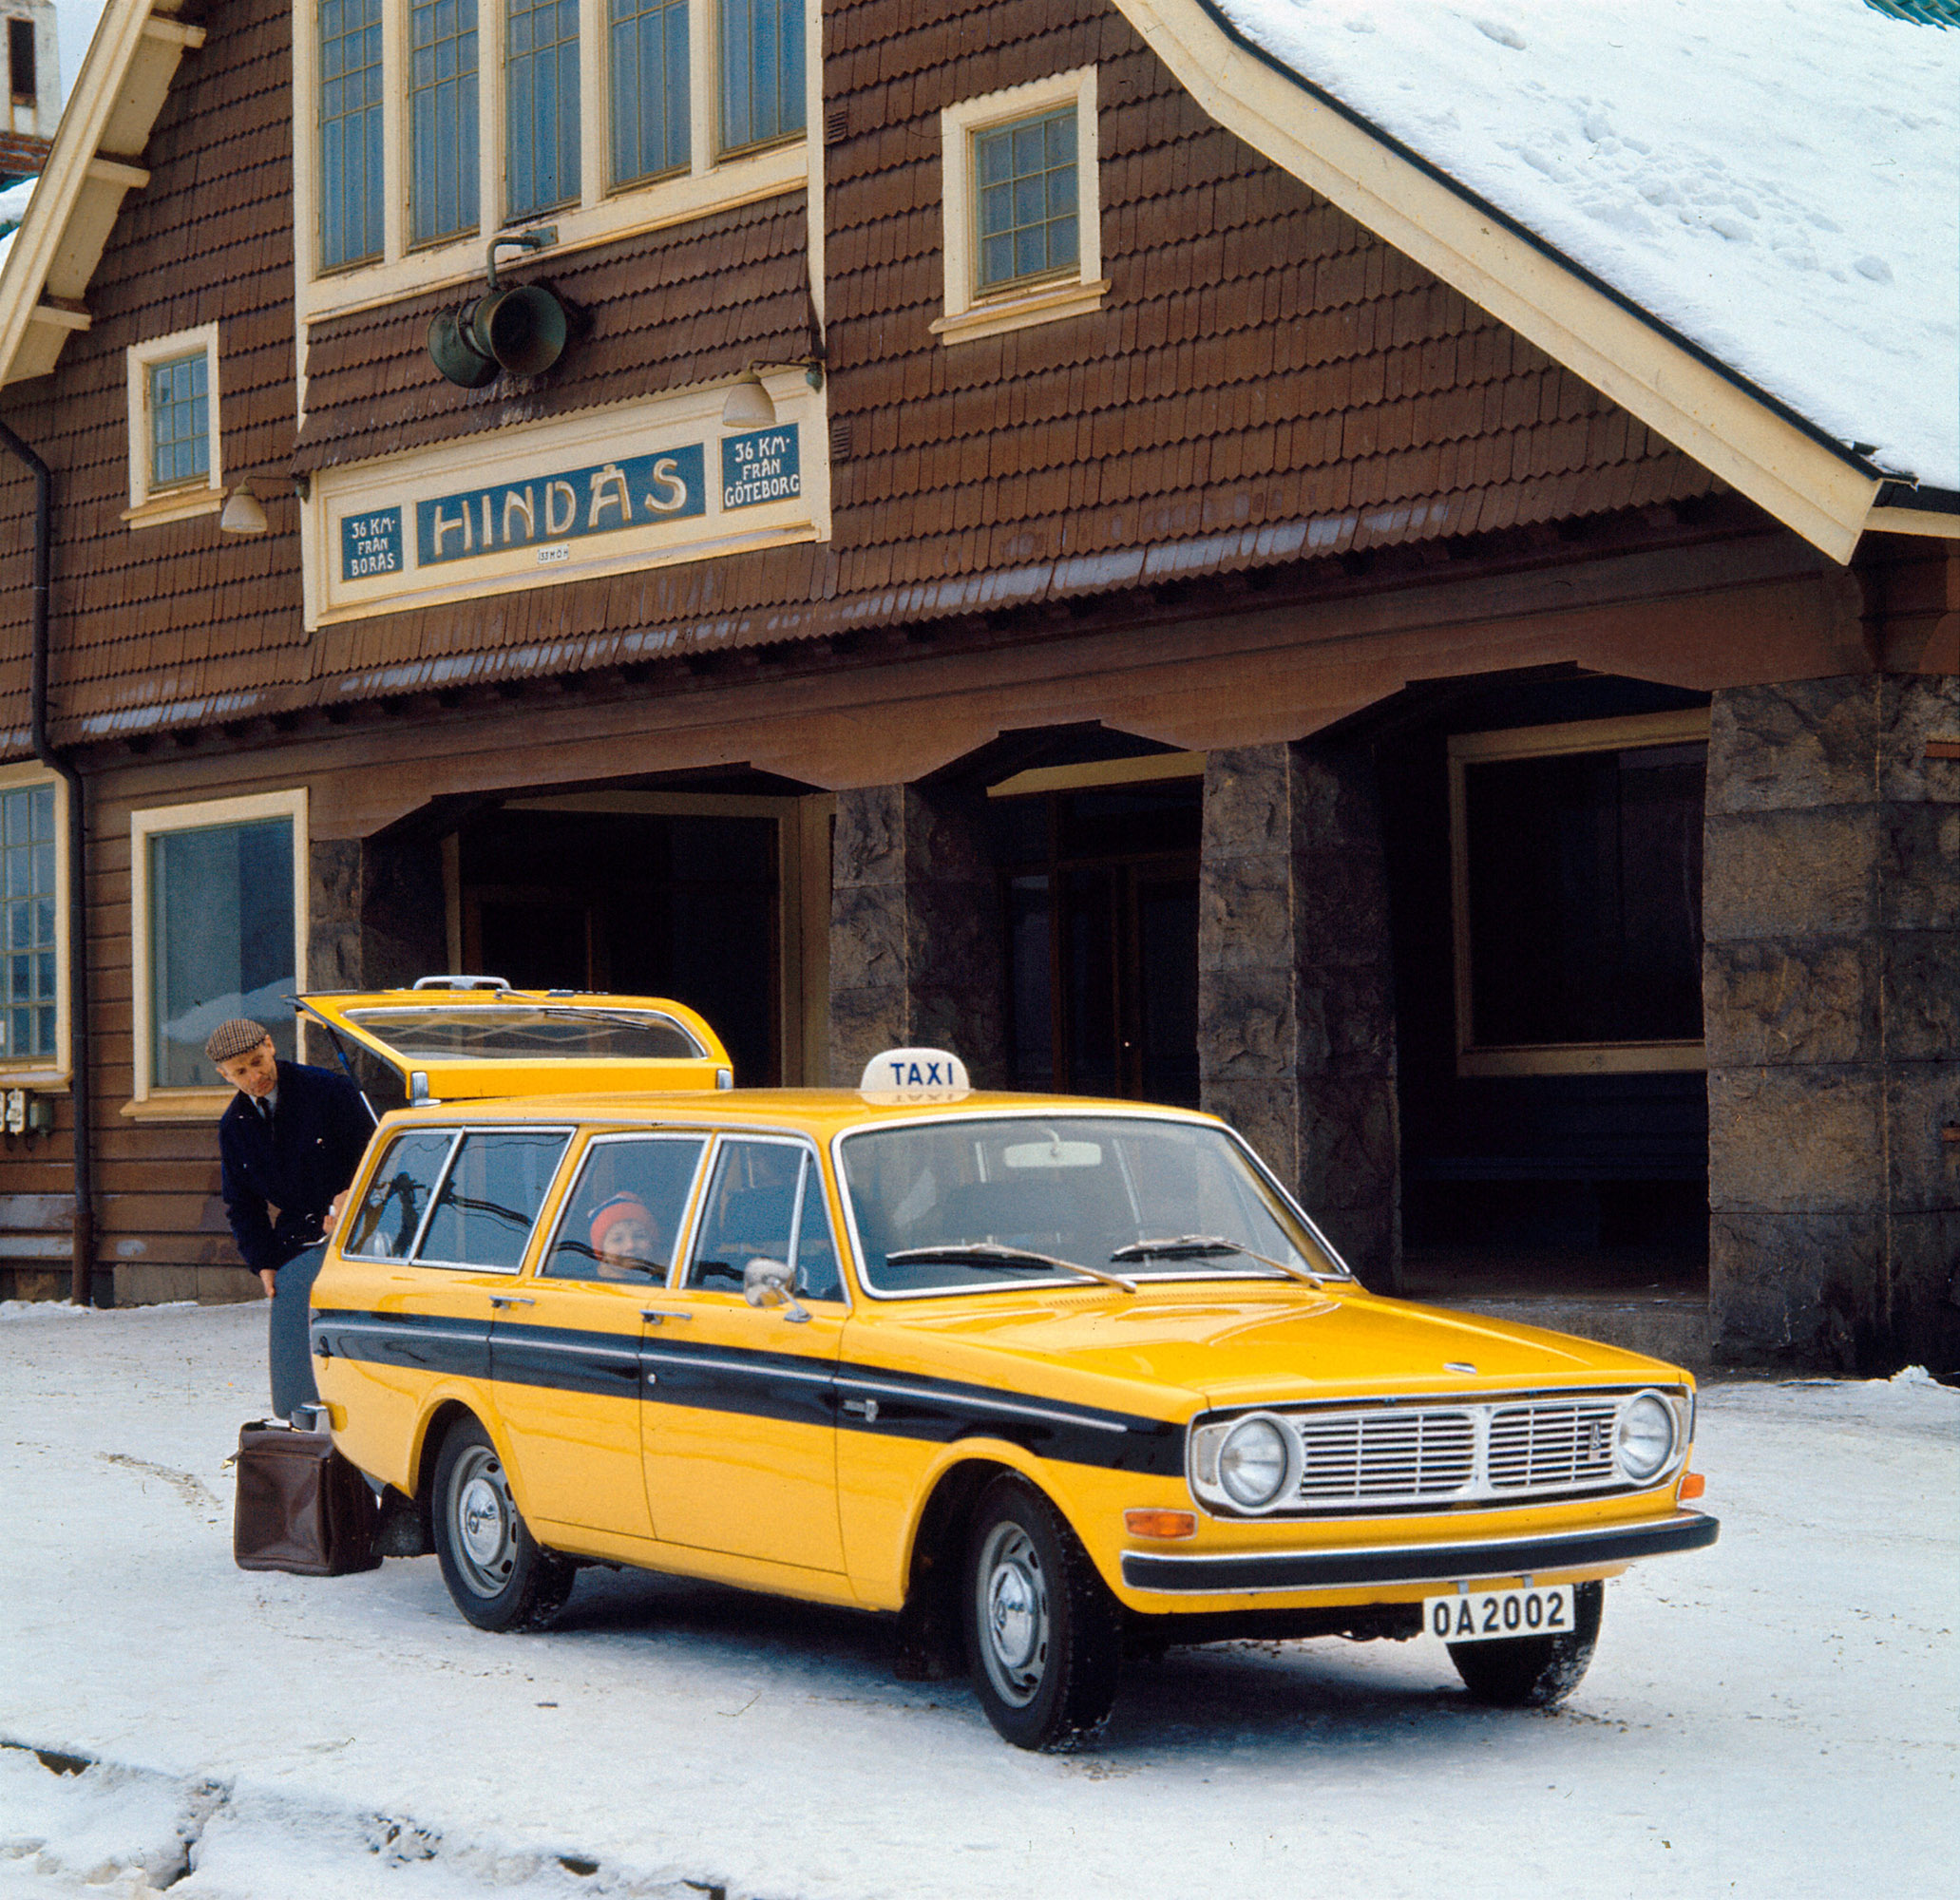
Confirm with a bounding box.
[203,1018,272,1064]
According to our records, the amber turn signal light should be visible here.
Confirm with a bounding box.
[1124,1510,1197,1539]
[1679,1472,1705,1500]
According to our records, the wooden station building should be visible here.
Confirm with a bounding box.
[0,0,1953,1373]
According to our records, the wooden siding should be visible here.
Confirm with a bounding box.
[0,0,303,752]
[0,0,1729,750]
[295,196,816,472]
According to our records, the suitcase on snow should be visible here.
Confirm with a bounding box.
[233,1420,382,1575]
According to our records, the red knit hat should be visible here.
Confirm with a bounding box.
[589,1192,655,1256]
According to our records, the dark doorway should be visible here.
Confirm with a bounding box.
[1374,674,1714,1298]
[459,807,780,1085]
[994,780,1201,1106]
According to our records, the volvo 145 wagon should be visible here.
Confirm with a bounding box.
[303,992,1717,1750]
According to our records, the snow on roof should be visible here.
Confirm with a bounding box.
[1212,0,1960,492]
[0,179,31,279]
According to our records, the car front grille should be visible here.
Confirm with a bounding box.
[1297,1409,1477,1503]
[1487,1399,1619,1490]
[1272,1395,1642,1512]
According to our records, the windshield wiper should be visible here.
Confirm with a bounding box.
[884,1243,1137,1294]
[1110,1234,1326,1288]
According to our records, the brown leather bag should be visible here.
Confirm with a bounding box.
[233,1421,382,1575]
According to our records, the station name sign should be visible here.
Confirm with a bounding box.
[333,425,802,586]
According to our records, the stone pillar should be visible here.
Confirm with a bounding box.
[828,783,1006,1087]
[1703,674,1960,1372]
[1198,742,1401,1290]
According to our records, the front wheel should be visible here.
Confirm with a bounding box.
[963,1476,1123,1751]
[1448,1580,1604,1707]
[430,1417,575,1632]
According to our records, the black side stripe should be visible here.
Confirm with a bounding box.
[312,1307,1185,1477]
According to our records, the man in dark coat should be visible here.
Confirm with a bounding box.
[207,1017,373,1416]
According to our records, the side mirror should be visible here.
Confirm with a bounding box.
[742,1258,810,1324]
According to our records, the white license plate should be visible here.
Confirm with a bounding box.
[1424,1585,1575,1644]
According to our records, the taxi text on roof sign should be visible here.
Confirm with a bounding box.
[858,1047,972,1102]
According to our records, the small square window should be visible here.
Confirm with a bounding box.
[974,109,1078,291]
[148,353,210,491]
[937,68,1105,347]
[125,326,223,525]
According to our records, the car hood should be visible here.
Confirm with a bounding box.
[877,1284,1684,1411]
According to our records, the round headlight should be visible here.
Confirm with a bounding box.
[1615,1393,1677,1484]
[1218,1416,1293,1510]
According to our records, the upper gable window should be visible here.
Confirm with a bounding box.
[124,326,224,528]
[147,353,210,490]
[319,0,385,269]
[410,0,482,243]
[609,0,689,185]
[718,0,803,154]
[974,108,1077,292]
[936,67,1106,348]
[505,0,581,217]
[298,0,810,316]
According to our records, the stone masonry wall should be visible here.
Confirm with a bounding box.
[1703,674,1960,1372]
[1198,743,1401,1289]
[828,784,1006,1088]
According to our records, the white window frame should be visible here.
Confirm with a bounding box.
[293,0,813,328]
[126,788,310,1118]
[0,763,69,1087]
[934,66,1106,348]
[1447,710,1711,1078]
[123,324,224,529]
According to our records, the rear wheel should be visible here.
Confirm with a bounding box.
[1448,1581,1603,1707]
[431,1417,575,1632]
[963,1476,1123,1751]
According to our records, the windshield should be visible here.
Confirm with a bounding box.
[340,1006,705,1062]
[838,1115,1344,1296]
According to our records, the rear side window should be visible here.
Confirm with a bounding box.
[543,1134,709,1283]
[343,1129,457,1259]
[417,1129,571,1269]
[687,1139,844,1302]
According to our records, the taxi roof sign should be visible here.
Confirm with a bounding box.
[859,1048,972,1103]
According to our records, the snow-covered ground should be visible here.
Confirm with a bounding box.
[1,1301,1954,1899]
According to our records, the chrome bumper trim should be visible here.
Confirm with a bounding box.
[1120,1510,1719,1595]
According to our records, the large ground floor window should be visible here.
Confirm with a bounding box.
[131,790,306,1099]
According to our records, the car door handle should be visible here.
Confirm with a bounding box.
[842,1397,880,1422]
[488,1295,535,1309]
[641,1309,694,1324]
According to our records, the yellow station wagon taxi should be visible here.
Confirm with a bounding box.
[303,989,1718,1751]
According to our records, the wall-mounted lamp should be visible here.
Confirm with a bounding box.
[428,226,571,388]
[219,477,270,536]
[719,356,827,429]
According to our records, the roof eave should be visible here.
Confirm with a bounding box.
[0,0,205,391]
[1114,0,1899,566]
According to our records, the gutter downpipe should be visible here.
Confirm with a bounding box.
[0,417,97,1306]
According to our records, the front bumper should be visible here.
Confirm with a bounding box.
[1119,1508,1719,1595]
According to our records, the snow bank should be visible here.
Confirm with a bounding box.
[0,1301,1952,1900]
[1214,0,1960,488]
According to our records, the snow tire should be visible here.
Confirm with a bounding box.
[1448,1579,1604,1707]
[963,1474,1124,1752]
[431,1416,576,1632]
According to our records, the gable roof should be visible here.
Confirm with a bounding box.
[1116,0,1959,561]
[0,0,203,389]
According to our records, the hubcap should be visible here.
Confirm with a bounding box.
[977,1521,1049,1708]
[448,1445,517,1596]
